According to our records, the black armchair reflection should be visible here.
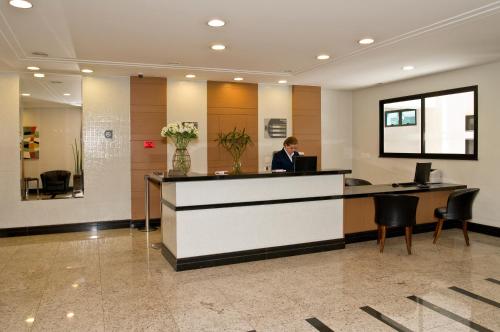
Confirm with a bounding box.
[40,170,71,198]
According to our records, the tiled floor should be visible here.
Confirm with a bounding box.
[0,228,499,331]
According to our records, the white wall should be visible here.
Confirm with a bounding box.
[0,74,131,228]
[258,84,292,171]
[352,61,500,227]
[166,80,207,173]
[321,89,353,169]
[22,108,82,187]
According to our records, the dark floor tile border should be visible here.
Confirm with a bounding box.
[161,238,345,271]
[305,317,335,332]
[0,219,160,238]
[407,296,493,332]
[485,278,500,285]
[360,306,413,332]
[449,286,500,308]
[345,221,460,244]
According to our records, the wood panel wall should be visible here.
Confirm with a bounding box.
[130,77,167,220]
[292,85,322,168]
[207,81,258,173]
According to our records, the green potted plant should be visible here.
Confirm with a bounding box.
[215,128,253,174]
[72,138,83,195]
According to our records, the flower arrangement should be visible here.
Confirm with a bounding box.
[161,122,199,149]
[161,122,199,174]
[215,128,253,174]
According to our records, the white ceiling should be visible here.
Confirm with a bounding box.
[1,0,500,90]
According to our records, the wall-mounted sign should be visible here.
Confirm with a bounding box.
[144,141,155,149]
[264,118,287,138]
[104,130,113,139]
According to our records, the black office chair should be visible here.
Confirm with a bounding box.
[345,178,372,186]
[433,188,480,246]
[374,194,419,254]
[40,170,71,197]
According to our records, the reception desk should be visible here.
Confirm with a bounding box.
[151,169,351,271]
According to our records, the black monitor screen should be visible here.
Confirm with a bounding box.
[414,162,431,184]
[294,156,317,172]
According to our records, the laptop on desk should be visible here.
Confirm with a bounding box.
[398,162,431,187]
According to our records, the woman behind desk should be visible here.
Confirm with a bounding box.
[272,136,300,172]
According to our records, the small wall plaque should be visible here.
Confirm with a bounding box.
[144,141,155,149]
[264,118,287,138]
[104,130,113,139]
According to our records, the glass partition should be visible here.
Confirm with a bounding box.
[379,86,478,160]
[20,74,83,200]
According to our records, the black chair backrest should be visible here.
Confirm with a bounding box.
[41,170,71,181]
[374,194,419,227]
[345,178,372,186]
[446,188,479,221]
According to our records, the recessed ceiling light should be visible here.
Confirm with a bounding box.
[89,235,99,239]
[317,54,330,60]
[71,283,79,288]
[66,312,75,318]
[358,38,375,45]
[211,44,226,51]
[9,0,32,9]
[27,66,39,71]
[21,93,31,97]
[402,65,415,71]
[33,73,45,78]
[25,317,35,324]
[64,93,71,96]
[278,80,288,84]
[234,77,243,81]
[208,19,225,27]
[81,69,93,73]
[185,74,196,78]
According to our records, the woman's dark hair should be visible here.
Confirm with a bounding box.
[283,136,298,146]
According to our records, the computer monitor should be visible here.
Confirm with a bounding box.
[293,156,317,172]
[414,162,431,185]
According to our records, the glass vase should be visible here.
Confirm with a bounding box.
[232,158,242,174]
[172,148,191,175]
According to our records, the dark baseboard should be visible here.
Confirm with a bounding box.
[161,238,345,271]
[345,221,461,244]
[467,222,500,237]
[0,219,132,238]
[130,219,161,229]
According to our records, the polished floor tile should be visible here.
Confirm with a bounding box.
[0,228,498,331]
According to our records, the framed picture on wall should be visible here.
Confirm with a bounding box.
[23,126,40,159]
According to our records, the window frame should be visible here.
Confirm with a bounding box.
[379,85,478,160]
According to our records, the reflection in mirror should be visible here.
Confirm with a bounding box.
[425,91,475,154]
[383,99,421,153]
[20,74,83,200]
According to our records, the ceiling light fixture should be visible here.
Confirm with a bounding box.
[358,38,375,45]
[208,19,225,27]
[66,312,75,318]
[27,66,39,71]
[25,317,35,324]
[21,93,31,97]
[233,77,243,81]
[211,44,226,51]
[33,73,45,78]
[402,65,415,71]
[278,80,288,84]
[317,54,330,60]
[81,69,93,73]
[185,74,196,78]
[9,0,32,9]
[64,93,71,96]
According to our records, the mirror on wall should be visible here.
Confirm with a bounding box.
[379,86,478,160]
[20,74,83,200]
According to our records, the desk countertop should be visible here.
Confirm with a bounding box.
[149,169,351,183]
[343,183,467,199]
